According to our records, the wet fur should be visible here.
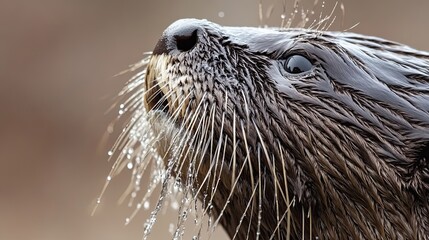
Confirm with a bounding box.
[109,19,429,239]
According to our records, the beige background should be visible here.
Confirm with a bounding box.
[0,0,428,239]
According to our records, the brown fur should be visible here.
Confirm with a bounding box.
[125,19,429,239]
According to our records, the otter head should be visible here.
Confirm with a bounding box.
[121,19,429,239]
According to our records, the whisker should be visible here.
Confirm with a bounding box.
[212,142,251,231]
[273,153,281,239]
[232,181,260,240]
[191,105,217,198]
[171,101,216,237]
[323,1,338,31]
[256,146,262,240]
[278,140,291,240]
[268,198,296,240]
[174,94,208,176]
[114,52,152,77]
[231,109,237,185]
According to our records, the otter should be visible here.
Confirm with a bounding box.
[106,19,429,239]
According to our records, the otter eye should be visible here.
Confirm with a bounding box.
[284,55,312,74]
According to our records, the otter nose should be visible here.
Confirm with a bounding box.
[152,19,202,55]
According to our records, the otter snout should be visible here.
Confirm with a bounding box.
[144,19,206,113]
[152,19,205,55]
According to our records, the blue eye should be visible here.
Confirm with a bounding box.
[284,55,313,74]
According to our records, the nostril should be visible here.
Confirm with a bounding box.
[175,29,198,52]
[153,19,203,55]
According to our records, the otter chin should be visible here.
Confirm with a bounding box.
[111,18,429,239]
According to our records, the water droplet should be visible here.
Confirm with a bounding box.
[96,198,101,204]
[107,150,113,156]
[106,176,112,181]
[119,104,125,109]
[127,162,133,169]
[218,11,225,18]
[280,14,286,19]
[168,223,175,234]
[125,218,130,225]
[144,201,150,209]
[107,125,114,133]
[119,109,124,115]
[171,201,179,210]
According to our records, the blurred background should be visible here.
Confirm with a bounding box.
[0,0,428,239]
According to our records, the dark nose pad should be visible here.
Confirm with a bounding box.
[152,19,202,55]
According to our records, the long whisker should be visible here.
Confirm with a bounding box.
[232,181,260,240]
[212,143,251,231]
[279,140,291,240]
[171,98,217,237]
[231,109,237,185]
[174,93,208,175]
[268,197,296,240]
[120,94,194,220]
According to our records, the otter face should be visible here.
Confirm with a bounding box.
[114,19,429,239]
